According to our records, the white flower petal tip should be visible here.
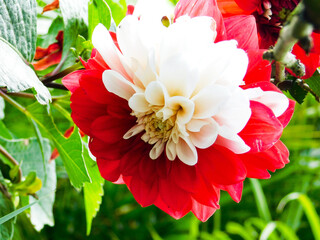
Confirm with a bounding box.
[99,15,252,165]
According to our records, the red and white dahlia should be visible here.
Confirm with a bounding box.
[63,13,294,221]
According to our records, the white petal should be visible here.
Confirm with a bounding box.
[149,140,165,159]
[189,119,219,149]
[117,15,148,68]
[103,70,136,100]
[167,96,195,124]
[252,91,289,117]
[216,127,250,154]
[191,85,231,119]
[129,93,150,112]
[145,81,167,106]
[123,124,145,139]
[187,119,210,132]
[92,24,130,79]
[176,136,198,166]
[166,138,177,161]
[214,88,251,133]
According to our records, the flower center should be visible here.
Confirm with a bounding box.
[140,111,176,144]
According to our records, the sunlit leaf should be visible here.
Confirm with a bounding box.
[105,0,127,25]
[88,0,111,39]
[83,145,104,235]
[0,39,51,104]
[0,0,37,62]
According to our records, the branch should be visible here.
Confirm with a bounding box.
[0,145,22,183]
[263,3,314,79]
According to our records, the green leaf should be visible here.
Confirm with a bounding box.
[0,121,12,139]
[277,192,320,240]
[0,137,56,230]
[0,193,15,240]
[83,145,104,235]
[0,0,37,62]
[0,97,4,120]
[60,0,88,61]
[249,179,272,222]
[0,39,51,105]
[88,0,111,39]
[26,102,90,188]
[289,80,308,104]
[260,221,299,240]
[305,70,320,100]
[37,16,64,48]
[105,0,127,25]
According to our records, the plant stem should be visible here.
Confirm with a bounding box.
[41,61,82,84]
[0,90,26,113]
[0,145,22,183]
[44,83,68,90]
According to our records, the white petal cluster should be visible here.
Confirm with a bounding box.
[92,15,267,166]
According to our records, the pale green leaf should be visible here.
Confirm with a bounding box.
[0,39,51,105]
[83,145,104,235]
[260,221,299,240]
[26,102,90,188]
[105,0,127,25]
[88,0,111,39]
[0,137,56,230]
[0,0,37,62]
[0,193,15,240]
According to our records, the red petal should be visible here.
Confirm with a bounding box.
[70,88,107,135]
[42,0,59,13]
[97,158,122,182]
[198,145,247,185]
[127,176,159,207]
[80,48,109,71]
[32,51,62,71]
[174,0,227,42]
[78,70,113,104]
[126,5,135,15]
[278,99,295,128]
[244,49,272,84]
[234,0,260,12]
[239,101,283,153]
[91,116,134,144]
[62,70,82,92]
[311,32,320,54]
[240,140,289,178]
[217,0,250,17]
[191,199,218,222]
[224,15,259,50]
[291,44,320,79]
[217,182,243,203]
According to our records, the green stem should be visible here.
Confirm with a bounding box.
[0,89,26,113]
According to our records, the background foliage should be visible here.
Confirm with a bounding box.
[0,0,320,239]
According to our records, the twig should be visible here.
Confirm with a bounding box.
[296,78,320,102]
[0,145,22,183]
[44,83,68,90]
[263,3,314,78]
[41,61,83,84]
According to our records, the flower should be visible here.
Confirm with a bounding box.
[215,0,320,78]
[32,31,63,71]
[63,13,294,221]
[42,0,59,14]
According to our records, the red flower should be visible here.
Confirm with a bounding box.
[32,31,63,71]
[42,0,59,14]
[215,0,320,78]
[62,12,294,221]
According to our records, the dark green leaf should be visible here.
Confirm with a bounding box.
[88,0,111,39]
[37,16,64,48]
[0,39,51,105]
[289,80,308,104]
[305,70,320,100]
[83,145,104,235]
[0,0,37,62]
[0,192,14,240]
